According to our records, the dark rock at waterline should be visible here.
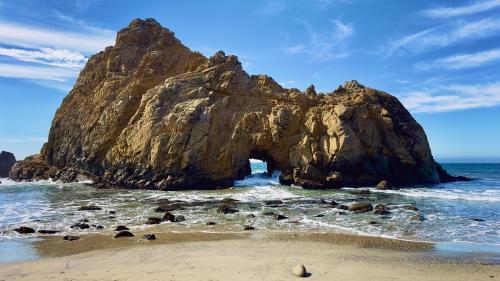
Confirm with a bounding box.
[113,230,134,238]
[315,214,325,217]
[246,214,256,218]
[154,203,182,212]
[217,204,239,214]
[273,214,288,220]
[143,234,156,240]
[262,211,276,216]
[115,225,129,231]
[264,200,283,206]
[146,217,162,224]
[403,205,418,211]
[376,180,390,190]
[330,200,338,206]
[14,226,35,234]
[338,205,349,210]
[174,215,186,222]
[348,202,373,213]
[91,224,104,229]
[368,220,380,225]
[163,212,175,222]
[243,225,255,230]
[79,219,89,222]
[470,218,485,222]
[108,216,116,219]
[0,151,16,178]
[71,223,90,229]
[38,229,59,234]
[206,221,217,226]
[78,205,102,211]
[373,204,391,215]
[410,214,426,222]
[109,210,116,214]
[63,235,80,241]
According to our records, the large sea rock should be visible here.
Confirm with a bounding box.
[10,18,462,189]
[0,151,16,178]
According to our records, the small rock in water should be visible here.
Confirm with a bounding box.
[155,203,181,212]
[273,214,288,220]
[78,205,102,211]
[71,223,90,229]
[115,225,129,231]
[348,202,373,213]
[113,231,134,238]
[14,226,35,234]
[403,205,418,211]
[330,200,338,206]
[163,212,175,222]
[217,204,239,214]
[38,230,59,234]
[143,234,156,240]
[410,214,426,222]
[243,225,255,230]
[373,204,391,215]
[368,221,380,225]
[314,214,325,217]
[206,221,217,226]
[174,215,186,222]
[292,264,307,277]
[338,205,349,210]
[470,218,485,222]
[146,217,162,225]
[63,235,80,241]
[246,214,256,218]
[109,210,116,214]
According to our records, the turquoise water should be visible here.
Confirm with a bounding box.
[0,162,499,263]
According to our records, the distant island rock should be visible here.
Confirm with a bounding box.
[10,18,465,189]
[0,151,16,178]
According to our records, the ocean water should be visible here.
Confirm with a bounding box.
[0,162,499,262]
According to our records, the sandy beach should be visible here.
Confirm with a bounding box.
[0,231,498,281]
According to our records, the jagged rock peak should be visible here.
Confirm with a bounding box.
[10,18,465,190]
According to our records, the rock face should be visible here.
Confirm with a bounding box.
[10,18,463,190]
[0,151,16,178]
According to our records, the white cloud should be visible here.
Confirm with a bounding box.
[416,48,500,70]
[422,0,500,18]
[384,18,500,56]
[0,21,114,53]
[0,63,79,82]
[0,47,86,68]
[284,19,354,61]
[400,82,500,112]
[278,80,296,86]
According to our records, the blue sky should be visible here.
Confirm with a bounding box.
[0,0,499,162]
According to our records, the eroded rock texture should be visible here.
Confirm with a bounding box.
[10,18,460,189]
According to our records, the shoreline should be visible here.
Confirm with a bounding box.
[0,230,498,281]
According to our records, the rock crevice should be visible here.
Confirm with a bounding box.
[10,18,464,189]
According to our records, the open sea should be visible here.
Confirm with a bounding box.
[0,162,499,263]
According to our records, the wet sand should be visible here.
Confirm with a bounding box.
[0,231,499,281]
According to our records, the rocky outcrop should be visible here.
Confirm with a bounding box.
[0,151,16,178]
[10,18,465,189]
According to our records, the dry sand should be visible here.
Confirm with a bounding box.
[0,231,498,281]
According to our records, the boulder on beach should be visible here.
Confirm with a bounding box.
[162,212,175,222]
[143,234,156,240]
[8,18,466,190]
[113,231,134,238]
[273,214,288,220]
[243,225,255,230]
[292,264,307,277]
[206,221,217,226]
[63,235,80,241]
[71,223,90,229]
[38,230,59,234]
[0,151,16,178]
[115,225,129,231]
[174,215,186,222]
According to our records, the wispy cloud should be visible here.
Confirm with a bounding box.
[0,21,114,53]
[285,19,354,61]
[384,17,500,57]
[400,82,500,113]
[0,47,86,68]
[278,80,296,87]
[416,48,500,70]
[0,63,79,82]
[422,0,500,18]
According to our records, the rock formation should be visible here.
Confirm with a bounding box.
[10,18,463,189]
[0,151,16,178]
